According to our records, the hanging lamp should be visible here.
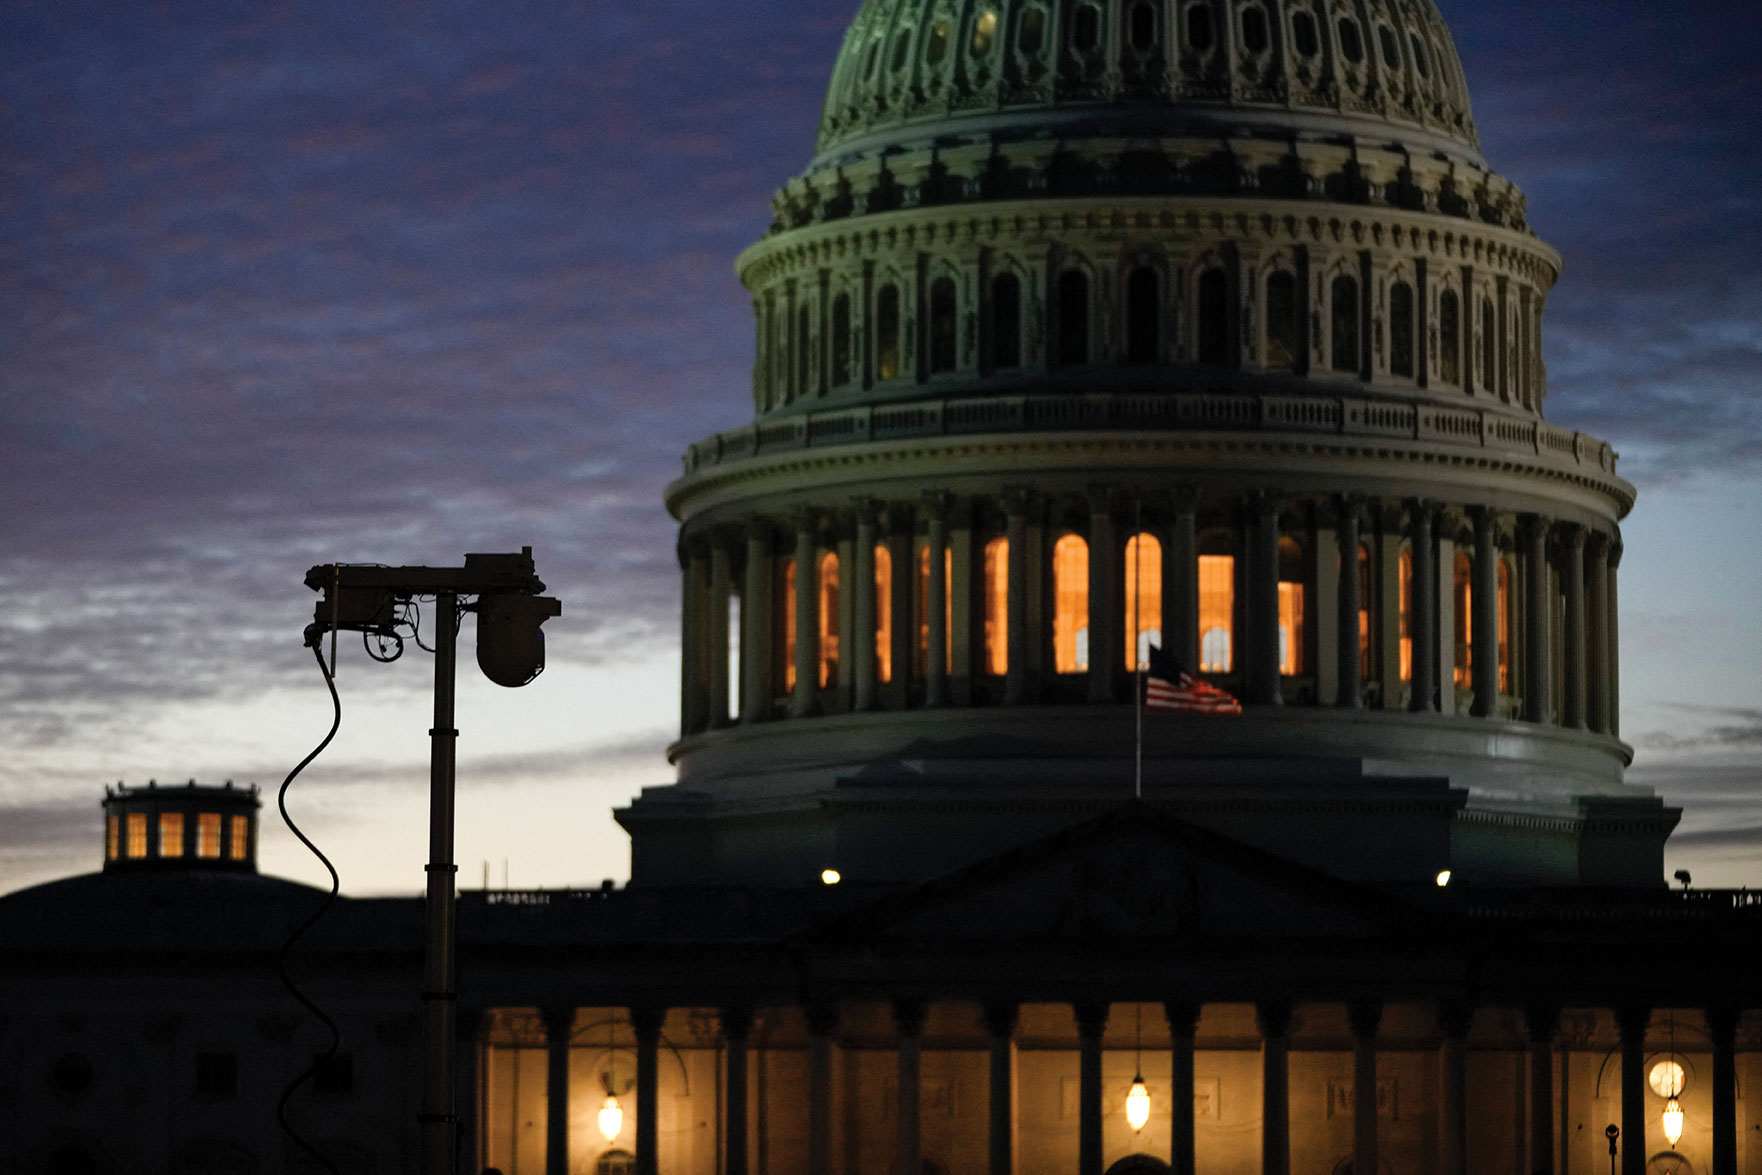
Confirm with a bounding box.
[1661,1010,1683,1146]
[1125,1003,1151,1132]
[599,1013,624,1143]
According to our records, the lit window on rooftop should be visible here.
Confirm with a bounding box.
[197,812,222,858]
[159,812,185,858]
[127,813,148,859]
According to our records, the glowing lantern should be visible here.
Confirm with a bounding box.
[599,1095,624,1142]
[1662,1096,1684,1145]
[1125,1074,1151,1132]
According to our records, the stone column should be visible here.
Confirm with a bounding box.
[1006,488,1033,705]
[1471,508,1500,717]
[1438,1002,1471,1175]
[1617,1006,1649,1175]
[983,1000,1018,1175]
[807,1003,838,1175]
[1166,1001,1200,1175]
[542,1006,574,1175]
[894,1000,926,1175]
[1167,489,1199,670]
[709,538,733,727]
[1587,532,1611,734]
[456,1008,483,1175]
[1527,1004,1559,1175]
[1409,502,1438,713]
[633,1006,665,1175]
[854,502,880,712]
[723,1007,754,1175]
[1337,497,1363,709]
[925,495,950,708]
[1076,1001,1109,1175]
[1608,541,1622,737]
[1709,1005,1738,1175]
[1350,1001,1381,1175]
[742,523,772,723]
[681,541,707,737]
[1523,516,1551,723]
[1258,1001,1292,1175]
[1563,525,1587,730]
[792,511,819,718]
[1088,488,1119,703]
[1251,494,1283,706]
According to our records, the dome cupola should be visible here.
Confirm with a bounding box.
[102,780,260,874]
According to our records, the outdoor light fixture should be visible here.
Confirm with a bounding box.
[1435,869,1452,887]
[821,868,841,885]
[599,1095,624,1143]
[1125,1003,1151,1132]
[1662,1011,1684,1145]
[1662,1096,1684,1146]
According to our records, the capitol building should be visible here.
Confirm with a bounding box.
[2,2,1757,1174]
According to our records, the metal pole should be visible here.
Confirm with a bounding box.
[422,591,460,1175]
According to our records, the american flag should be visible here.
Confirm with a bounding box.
[1143,644,1243,714]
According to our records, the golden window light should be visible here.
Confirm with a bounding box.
[229,815,249,861]
[1497,558,1513,694]
[1197,554,1234,673]
[1052,533,1089,674]
[874,544,892,684]
[1357,544,1375,680]
[1124,532,1162,671]
[914,543,952,677]
[982,537,1009,676]
[1453,550,1472,686]
[1277,536,1305,676]
[817,551,840,688]
[197,812,222,858]
[159,812,184,859]
[126,813,148,859]
[106,815,119,861]
[1398,546,1414,683]
[780,558,797,693]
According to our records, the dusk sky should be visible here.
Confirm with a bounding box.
[3,0,1759,897]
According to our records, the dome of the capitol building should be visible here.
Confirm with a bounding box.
[640,0,1662,893]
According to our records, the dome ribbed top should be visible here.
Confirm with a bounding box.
[817,0,1481,165]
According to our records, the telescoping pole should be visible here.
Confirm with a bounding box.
[421,591,461,1174]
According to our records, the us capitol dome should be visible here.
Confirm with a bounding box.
[636,0,1667,892]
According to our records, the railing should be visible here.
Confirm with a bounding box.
[1470,889,1762,923]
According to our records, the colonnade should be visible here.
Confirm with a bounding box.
[678,491,1622,739]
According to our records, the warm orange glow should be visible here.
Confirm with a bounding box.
[1398,547,1414,683]
[229,815,249,861]
[1124,532,1162,670]
[106,815,119,861]
[1125,1076,1151,1131]
[197,812,222,858]
[1357,544,1374,680]
[983,536,1009,675]
[126,813,147,859]
[159,812,184,858]
[598,1096,624,1143]
[1453,551,1472,687]
[781,558,797,693]
[1497,559,1512,694]
[817,551,840,688]
[875,545,892,684]
[1278,537,1305,676]
[914,543,952,676]
[1198,554,1234,673]
[1052,534,1089,674]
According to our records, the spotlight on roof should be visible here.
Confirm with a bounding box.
[1435,870,1452,888]
[820,869,841,886]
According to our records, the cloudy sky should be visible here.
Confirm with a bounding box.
[3,0,1759,897]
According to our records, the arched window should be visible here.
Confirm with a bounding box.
[1337,16,1363,64]
[1481,297,1497,393]
[1125,532,1163,670]
[1071,4,1100,53]
[1331,274,1360,372]
[1439,289,1460,384]
[992,272,1022,369]
[818,551,840,688]
[915,542,952,676]
[929,276,958,373]
[876,284,901,380]
[1357,543,1375,681]
[1126,267,1159,364]
[1057,270,1089,365]
[197,812,221,857]
[1497,557,1513,695]
[1018,7,1046,53]
[983,536,1009,675]
[971,9,997,56]
[1198,541,1235,673]
[1265,270,1299,371]
[1053,534,1090,674]
[1398,546,1413,683]
[779,557,797,693]
[796,303,812,396]
[1291,11,1318,57]
[1197,268,1228,365]
[1129,2,1156,51]
[1278,537,1306,676]
[1240,6,1268,53]
[831,293,852,386]
[875,544,892,685]
[925,17,951,65]
[1378,24,1400,68]
[891,27,914,73]
[1452,550,1472,687]
[1389,281,1415,377]
[1186,3,1214,50]
[159,812,184,858]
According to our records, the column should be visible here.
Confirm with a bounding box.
[1076,1001,1109,1175]
[855,502,880,712]
[1587,532,1611,734]
[1006,489,1034,705]
[1088,488,1119,704]
[1438,1002,1471,1175]
[1527,1004,1559,1175]
[1350,1001,1381,1175]
[894,1000,926,1175]
[984,1001,1019,1175]
[1258,1001,1292,1175]
[1523,516,1551,723]
[1709,1005,1738,1175]
[949,498,975,705]
[888,507,915,709]
[542,1006,574,1175]
[742,523,772,723]
[723,1007,754,1175]
[1607,541,1622,737]
[1617,1005,1649,1175]
[1409,502,1437,712]
[792,511,819,718]
[925,495,950,708]
[710,538,733,727]
[1166,1001,1200,1175]
[633,1006,665,1175]
[1337,497,1363,708]
[1251,494,1282,706]
[1471,508,1500,718]
[1563,525,1587,730]
[808,1003,839,1175]
[1167,489,1199,670]
[456,1008,483,1175]
[681,541,707,736]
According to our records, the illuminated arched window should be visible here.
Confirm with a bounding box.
[106,816,119,861]
[983,537,1009,675]
[915,542,952,676]
[1052,534,1089,674]
[1389,281,1415,377]
[818,551,841,688]
[779,557,797,693]
[992,272,1021,369]
[1198,538,1235,673]
[929,276,958,373]
[1265,270,1298,372]
[1497,558,1513,695]
[875,545,893,685]
[1357,544,1376,681]
[1125,532,1163,669]
[197,812,222,858]
[127,813,148,858]
[876,284,901,380]
[1453,550,1472,687]
[1126,268,1159,364]
[1331,274,1360,372]
[228,815,249,860]
[1277,536,1306,676]
[1197,268,1228,365]
[159,812,184,859]
[1057,270,1089,365]
[831,293,852,386]
[1398,546,1414,683]
[1439,289,1460,384]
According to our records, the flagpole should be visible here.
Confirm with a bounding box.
[1133,496,1144,801]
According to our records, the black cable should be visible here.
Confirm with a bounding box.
[276,641,344,1175]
